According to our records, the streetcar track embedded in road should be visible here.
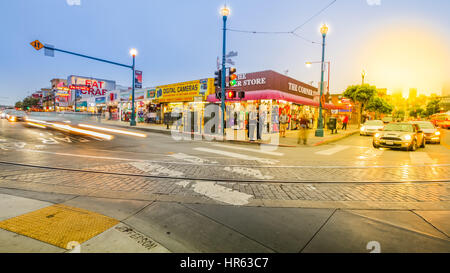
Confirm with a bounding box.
[0,160,448,185]
[8,148,450,169]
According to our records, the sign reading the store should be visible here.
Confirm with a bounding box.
[219,70,318,99]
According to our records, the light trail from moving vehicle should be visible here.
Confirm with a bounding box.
[51,123,114,140]
[26,122,46,129]
[78,124,147,138]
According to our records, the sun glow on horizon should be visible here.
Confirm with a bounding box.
[358,22,450,96]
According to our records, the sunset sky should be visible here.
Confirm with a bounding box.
[1,0,449,105]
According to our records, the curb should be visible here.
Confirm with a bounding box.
[99,122,297,147]
[313,130,359,146]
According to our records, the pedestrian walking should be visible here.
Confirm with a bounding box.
[249,106,257,141]
[342,115,349,130]
[279,110,289,138]
[297,114,309,145]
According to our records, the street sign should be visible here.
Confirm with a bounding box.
[226,51,238,58]
[44,44,54,57]
[30,40,44,51]
[226,58,235,65]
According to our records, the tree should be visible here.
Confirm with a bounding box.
[343,84,377,125]
[425,99,441,117]
[409,107,425,118]
[366,96,394,119]
[22,97,40,110]
[393,110,405,121]
[15,101,23,109]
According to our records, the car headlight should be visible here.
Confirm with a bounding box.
[374,133,381,138]
[435,131,441,136]
[403,135,412,141]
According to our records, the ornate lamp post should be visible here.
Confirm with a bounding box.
[220,5,230,135]
[129,48,137,126]
[315,24,329,137]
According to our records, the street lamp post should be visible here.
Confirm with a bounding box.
[315,24,329,138]
[306,61,331,95]
[130,48,137,126]
[220,5,230,135]
[362,70,366,85]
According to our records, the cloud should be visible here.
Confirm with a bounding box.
[367,0,381,5]
[66,0,81,6]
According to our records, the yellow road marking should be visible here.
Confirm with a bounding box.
[0,204,119,249]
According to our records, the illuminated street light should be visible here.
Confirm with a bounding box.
[221,5,230,16]
[320,24,329,36]
[130,48,138,57]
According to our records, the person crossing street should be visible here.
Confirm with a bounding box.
[297,114,309,145]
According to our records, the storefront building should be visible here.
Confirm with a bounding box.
[67,75,116,113]
[115,78,215,126]
[207,70,338,135]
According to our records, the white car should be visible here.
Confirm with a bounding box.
[1,109,13,119]
[360,120,385,136]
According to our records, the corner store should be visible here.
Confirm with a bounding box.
[206,70,339,134]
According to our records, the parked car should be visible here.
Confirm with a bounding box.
[360,120,384,136]
[373,122,425,151]
[382,116,393,124]
[7,110,28,122]
[411,121,441,144]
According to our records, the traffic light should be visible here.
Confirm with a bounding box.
[215,91,222,100]
[227,90,236,99]
[228,67,237,87]
[237,91,245,99]
[214,69,222,87]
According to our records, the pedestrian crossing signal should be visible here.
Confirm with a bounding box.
[30,40,44,51]
[227,91,236,99]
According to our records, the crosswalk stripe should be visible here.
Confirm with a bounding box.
[193,147,278,164]
[211,143,284,156]
[357,148,384,160]
[315,145,350,155]
[409,152,435,164]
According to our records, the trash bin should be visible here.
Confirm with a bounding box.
[327,117,337,134]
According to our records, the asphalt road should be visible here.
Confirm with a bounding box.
[0,118,449,253]
[1,118,449,166]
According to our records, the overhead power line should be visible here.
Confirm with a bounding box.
[226,0,338,45]
[291,0,337,33]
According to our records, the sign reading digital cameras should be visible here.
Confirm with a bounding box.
[67,75,116,99]
[147,79,213,103]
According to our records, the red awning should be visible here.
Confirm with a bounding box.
[206,90,339,109]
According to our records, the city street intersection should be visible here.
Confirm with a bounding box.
[0,119,449,253]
